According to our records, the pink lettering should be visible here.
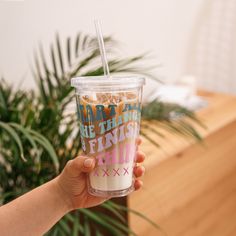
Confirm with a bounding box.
[119,143,125,164]
[88,139,97,154]
[123,167,129,175]
[96,154,104,166]
[102,169,109,177]
[105,148,117,165]
[113,168,120,176]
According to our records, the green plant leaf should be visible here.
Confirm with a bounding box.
[108,201,167,236]
[8,122,40,160]
[39,44,54,97]
[27,129,59,172]
[0,83,7,112]
[84,216,91,236]
[81,34,90,50]
[176,120,203,141]
[141,123,165,138]
[0,121,26,161]
[67,37,71,67]
[140,130,160,147]
[142,100,204,143]
[50,44,60,87]
[0,192,17,201]
[52,227,59,236]
[95,230,104,236]
[58,218,71,235]
[97,212,136,236]
[33,54,48,104]
[56,33,64,75]
[70,50,99,77]
[79,209,124,236]
[102,201,127,223]
[58,227,67,236]
[72,211,80,236]
[64,211,84,235]
[75,32,81,57]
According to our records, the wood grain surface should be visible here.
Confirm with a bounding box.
[129,91,236,236]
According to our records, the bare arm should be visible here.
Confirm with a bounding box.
[0,178,71,236]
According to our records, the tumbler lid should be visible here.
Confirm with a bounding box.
[71,76,145,91]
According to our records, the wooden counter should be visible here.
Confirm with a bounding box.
[128,91,236,236]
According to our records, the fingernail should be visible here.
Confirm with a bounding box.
[84,158,94,168]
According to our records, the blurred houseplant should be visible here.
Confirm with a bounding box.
[0,33,202,235]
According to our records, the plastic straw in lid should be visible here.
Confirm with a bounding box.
[94,20,110,77]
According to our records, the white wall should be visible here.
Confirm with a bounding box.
[185,0,236,94]
[0,0,204,90]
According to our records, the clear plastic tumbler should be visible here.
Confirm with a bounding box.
[71,76,145,197]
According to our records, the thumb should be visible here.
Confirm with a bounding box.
[64,156,95,178]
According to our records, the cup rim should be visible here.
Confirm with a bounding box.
[71,75,145,91]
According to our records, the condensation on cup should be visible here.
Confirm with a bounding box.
[71,76,145,197]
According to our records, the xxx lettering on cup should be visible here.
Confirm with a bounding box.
[123,167,129,175]
[113,168,120,176]
[102,169,109,177]
[92,167,130,177]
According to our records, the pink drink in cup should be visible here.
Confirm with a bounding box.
[71,76,145,197]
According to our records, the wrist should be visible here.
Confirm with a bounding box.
[50,177,73,213]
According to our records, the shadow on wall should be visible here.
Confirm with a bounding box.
[185,0,236,95]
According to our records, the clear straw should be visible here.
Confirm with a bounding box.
[94,20,110,77]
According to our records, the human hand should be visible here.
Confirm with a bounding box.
[54,137,145,211]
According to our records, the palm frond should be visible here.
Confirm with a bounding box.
[32,32,157,107]
[0,121,25,161]
[79,209,124,236]
[141,101,205,143]
[108,201,167,236]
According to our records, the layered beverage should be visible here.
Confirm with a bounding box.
[71,76,145,197]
